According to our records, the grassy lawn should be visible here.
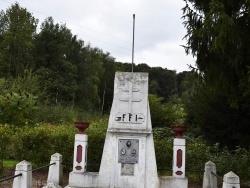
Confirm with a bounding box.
[3,159,18,169]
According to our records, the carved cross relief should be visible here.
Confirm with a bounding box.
[115,81,145,124]
[119,81,141,113]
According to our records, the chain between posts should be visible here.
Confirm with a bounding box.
[31,162,56,172]
[211,171,224,182]
[0,173,22,183]
[0,162,56,183]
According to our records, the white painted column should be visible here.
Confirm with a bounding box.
[73,133,88,172]
[222,171,240,188]
[202,161,217,188]
[47,153,63,185]
[172,138,186,178]
[12,160,32,188]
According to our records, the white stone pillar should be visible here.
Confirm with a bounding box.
[222,171,240,188]
[12,160,32,188]
[172,138,186,178]
[73,133,88,172]
[47,153,63,186]
[202,161,217,188]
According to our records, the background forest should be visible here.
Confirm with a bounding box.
[0,1,250,169]
[0,3,194,127]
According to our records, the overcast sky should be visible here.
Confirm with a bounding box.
[1,0,196,72]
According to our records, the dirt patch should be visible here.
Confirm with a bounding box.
[0,169,69,188]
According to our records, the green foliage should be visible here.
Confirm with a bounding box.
[0,124,14,173]
[149,94,167,127]
[85,117,108,171]
[149,94,187,127]
[211,145,250,180]
[1,121,250,183]
[0,3,38,77]
[33,105,77,124]
[32,105,102,125]
[0,91,38,126]
[13,124,75,166]
[182,0,250,100]
[153,127,173,175]
[182,0,250,148]
[149,67,177,102]
[184,82,250,148]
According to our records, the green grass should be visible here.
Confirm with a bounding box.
[3,159,18,169]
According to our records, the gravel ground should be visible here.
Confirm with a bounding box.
[2,169,250,188]
[0,169,69,188]
[0,169,206,188]
[1,170,203,188]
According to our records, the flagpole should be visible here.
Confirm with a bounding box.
[132,14,135,72]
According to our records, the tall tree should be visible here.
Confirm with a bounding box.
[0,3,37,77]
[150,67,177,102]
[182,0,250,107]
[99,52,116,114]
[182,0,250,147]
[34,17,78,105]
[74,45,104,110]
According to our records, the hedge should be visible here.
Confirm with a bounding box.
[1,122,250,183]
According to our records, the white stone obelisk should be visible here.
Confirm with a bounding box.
[66,72,159,188]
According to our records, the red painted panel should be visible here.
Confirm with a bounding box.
[176,171,183,175]
[76,145,83,163]
[176,149,183,168]
[75,166,82,170]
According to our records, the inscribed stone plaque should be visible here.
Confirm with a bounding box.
[118,139,139,164]
[121,164,134,176]
[115,113,145,124]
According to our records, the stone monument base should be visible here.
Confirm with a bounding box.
[159,176,188,188]
[66,172,98,188]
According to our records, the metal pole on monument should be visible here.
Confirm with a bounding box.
[132,14,135,72]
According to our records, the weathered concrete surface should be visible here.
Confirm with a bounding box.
[66,72,158,188]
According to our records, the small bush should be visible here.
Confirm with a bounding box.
[0,91,38,126]
[0,124,14,173]
[85,117,108,171]
[33,105,77,124]
[13,124,75,167]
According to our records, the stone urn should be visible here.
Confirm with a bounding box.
[74,122,90,134]
[171,125,187,138]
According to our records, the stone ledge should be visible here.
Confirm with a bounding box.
[159,176,188,188]
[108,128,151,135]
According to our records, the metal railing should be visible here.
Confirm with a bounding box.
[0,162,56,183]
[31,162,56,172]
[0,173,22,183]
[211,171,224,182]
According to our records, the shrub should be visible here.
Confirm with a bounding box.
[13,124,75,167]
[0,91,38,126]
[0,124,14,173]
[50,124,75,166]
[32,105,77,124]
[149,94,187,127]
[85,117,108,171]
[153,128,173,175]
[2,119,250,184]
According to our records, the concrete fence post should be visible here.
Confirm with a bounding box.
[12,160,32,188]
[202,161,217,188]
[222,171,240,188]
[47,153,63,186]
